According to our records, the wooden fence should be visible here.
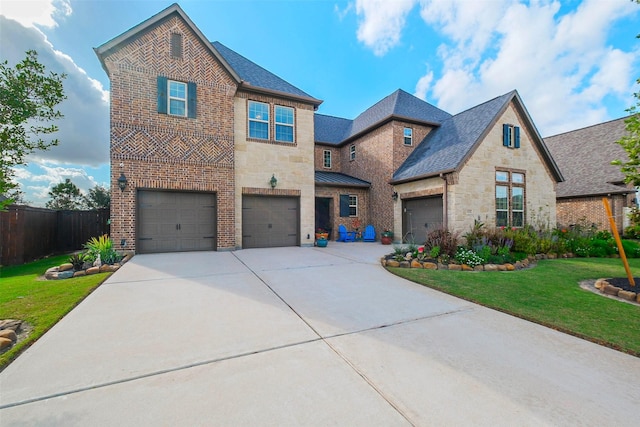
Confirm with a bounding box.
[0,205,110,266]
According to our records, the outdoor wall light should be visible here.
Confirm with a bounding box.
[117,172,128,192]
[270,174,278,189]
[392,191,398,201]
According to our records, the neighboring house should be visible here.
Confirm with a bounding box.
[545,117,634,233]
[96,4,563,253]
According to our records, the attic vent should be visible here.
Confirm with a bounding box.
[170,33,183,58]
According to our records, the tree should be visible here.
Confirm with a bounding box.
[611,1,640,185]
[0,50,66,210]
[85,185,110,209]
[46,179,85,210]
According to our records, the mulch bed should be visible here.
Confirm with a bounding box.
[606,277,640,292]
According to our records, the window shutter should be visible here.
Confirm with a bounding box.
[339,194,350,217]
[187,82,197,118]
[157,76,167,114]
[514,126,520,148]
[502,124,510,147]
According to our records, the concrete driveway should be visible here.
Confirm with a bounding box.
[1,243,639,426]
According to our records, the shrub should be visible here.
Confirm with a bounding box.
[68,253,85,270]
[84,234,120,265]
[624,224,640,239]
[622,239,640,258]
[424,228,459,258]
[454,247,484,267]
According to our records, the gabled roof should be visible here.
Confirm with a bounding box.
[315,89,451,146]
[315,171,371,187]
[544,116,631,198]
[213,42,321,106]
[392,90,563,184]
[95,3,321,106]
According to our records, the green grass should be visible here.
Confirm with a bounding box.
[0,255,110,371]
[389,258,640,356]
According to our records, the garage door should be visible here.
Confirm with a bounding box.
[242,196,299,248]
[403,196,443,244]
[137,190,216,254]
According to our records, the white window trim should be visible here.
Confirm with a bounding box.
[323,150,332,169]
[248,100,270,140]
[349,195,358,217]
[404,127,413,146]
[275,105,295,143]
[168,80,187,117]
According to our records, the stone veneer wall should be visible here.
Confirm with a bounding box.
[104,15,238,251]
[234,92,316,248]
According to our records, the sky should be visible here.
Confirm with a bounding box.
[1,0,639,207]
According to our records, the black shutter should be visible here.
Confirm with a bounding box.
[339,194,350,217]
[187,82,197,118]
[157,76,167,114]
[514,126,520,148]
[502,124,511,147]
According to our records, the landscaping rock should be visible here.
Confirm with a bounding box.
[0,329,17,342]
[505,264,515,271]
[86,266,100,275]
[603,284,622,296]
[58,263,74,272]
[497,264,507,271]
[99,264,111,273]
[437,263,448,270]
[521,258,530,267]
[515,261,523,269]
[44,266,59,280]
[400,261,410,268]
[423,262,438,270]
[0,319,22,332]
[0,337,13,351]
[637,294,640,303]
[448,264,462,271]
[594,279,609,290]
[618,290,637,301]
[386,260,400,268]
[484,264,498,272]
[461,264,473,271]
[411,259,423,269]
[473,265,484,271]
[547,253,557,259]
[73,270,87,277]
[57,271,74,279]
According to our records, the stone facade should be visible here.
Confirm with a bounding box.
[103,15,237,251]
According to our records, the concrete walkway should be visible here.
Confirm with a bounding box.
[1,243,639,426]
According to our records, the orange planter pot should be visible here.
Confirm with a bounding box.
[315,233,329,240]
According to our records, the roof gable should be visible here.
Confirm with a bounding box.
[392,90,563,183]
[545,116,631,198]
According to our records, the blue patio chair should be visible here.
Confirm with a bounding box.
[337,224,356,242]
[362,225,376,242]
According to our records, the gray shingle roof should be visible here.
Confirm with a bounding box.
[212,41,319,104]
[315,89,451,146]
[315,171,371,187]
[392,91,515,182]
[544,117,631,198]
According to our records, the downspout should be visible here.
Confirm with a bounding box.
[440,173,448,230]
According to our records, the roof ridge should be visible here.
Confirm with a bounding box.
[544,115,632,139]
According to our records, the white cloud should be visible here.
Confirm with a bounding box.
[414,68,433,100]
[0,16,109,166]
[355,0,416,56]
[0,0,71,28]
[412,0,639,135]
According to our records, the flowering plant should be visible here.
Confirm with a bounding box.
[382,229,394,237]
[316,228,327,234]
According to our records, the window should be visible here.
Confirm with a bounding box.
[349,195,358,217]
[157,77,196,118]
[404,127,413,145]
[249,101,269,140]
[170,33,183,58]
[169,80,187,116]
[350,144,356,161]
[323,150,331,168]
[502,124,521,148]
[495,170,525,227]
[275,105,294,143]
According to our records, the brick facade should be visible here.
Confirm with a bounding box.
[557,195,628,233]
[103,15,238,251]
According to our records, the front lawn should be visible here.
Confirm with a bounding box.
[0,255,110,371]
[389,257,640,356]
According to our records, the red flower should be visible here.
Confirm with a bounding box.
[418,247,424,253]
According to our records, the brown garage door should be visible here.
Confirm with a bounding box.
[242,196,299,248]
[403,196,443,244]
[137,190,216,254]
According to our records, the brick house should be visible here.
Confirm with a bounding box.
[96,4,563,253]
[545,116,635,234]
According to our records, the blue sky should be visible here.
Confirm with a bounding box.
[1,0,639,206]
